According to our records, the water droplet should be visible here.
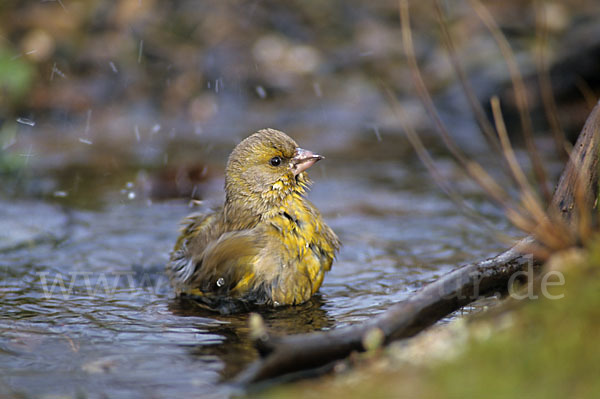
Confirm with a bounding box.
[313,82,322,98]
[16,117,35,127]
[126,182,134,189]
[109,61,118,73]
[134,125,141,142]
[50,62,66,80]
[151,124,161,133]
[84,109,92,136]
[127,192,136,200]
[255,86,267,99]
[372,125,382,142]
[216,277,225,287]
[53,191,68,197]
[79,138,93,145]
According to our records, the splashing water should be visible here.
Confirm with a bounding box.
[16,117,36,127]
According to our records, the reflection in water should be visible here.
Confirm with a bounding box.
[169,296,334,379]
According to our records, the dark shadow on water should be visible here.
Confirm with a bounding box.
[168,295,334,379]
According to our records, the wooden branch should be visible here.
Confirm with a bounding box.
[235,101,600,386]
[551,100,600,226]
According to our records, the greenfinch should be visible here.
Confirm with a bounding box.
[166,129,340,312]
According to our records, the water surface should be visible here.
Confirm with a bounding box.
[0,150,512,398]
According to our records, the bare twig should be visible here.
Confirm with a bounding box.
[400,0,542,237]
[399,0,469,167]
[490,97,572,250]
[434,0,502,154]
[533,0,569,161]
[469,0,552,202]
[574,77,599,111]
[384,88,516,242]
[400,0,513,210]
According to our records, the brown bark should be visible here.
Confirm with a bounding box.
[551,100,600,226]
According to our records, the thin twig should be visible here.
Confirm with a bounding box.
[384,88,516,243]
[400,0,515,212]
[434,0,502,154]
[469,0,552,202]
[490,96,541,205]
[399,0,469,167]
[533,0,569,161]
[574,77,599,111]
[489,96,570,250]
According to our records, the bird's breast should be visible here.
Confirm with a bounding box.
[257,198,333,304]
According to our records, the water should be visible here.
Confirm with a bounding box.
[0,0,588,395]
[0,149,512,398]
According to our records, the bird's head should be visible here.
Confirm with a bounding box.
[225,128,323,213]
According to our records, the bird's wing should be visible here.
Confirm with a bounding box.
[166,211,220,294]
[188,230,265,297]
[167,209,267,299]
[172,211,217,252]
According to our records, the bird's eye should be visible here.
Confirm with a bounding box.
[270,156,282,166]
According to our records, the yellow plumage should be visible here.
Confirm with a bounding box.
[166,128,340,312]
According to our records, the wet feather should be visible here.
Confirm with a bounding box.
[166,128,340,312]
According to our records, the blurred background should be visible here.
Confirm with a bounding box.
[1,1,600,398]
[1,0,599,206]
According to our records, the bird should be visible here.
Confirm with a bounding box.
[166,128,340,313]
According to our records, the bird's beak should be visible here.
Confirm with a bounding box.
[291,147,324,176]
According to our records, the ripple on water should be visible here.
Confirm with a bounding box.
[0,160,513,397]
